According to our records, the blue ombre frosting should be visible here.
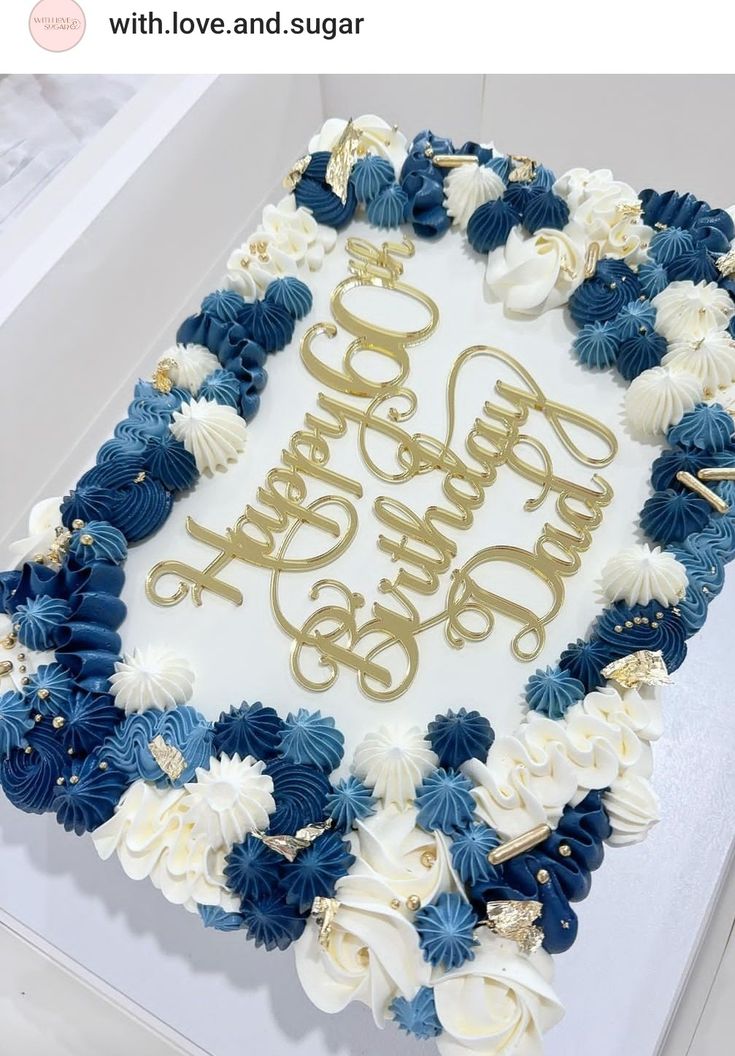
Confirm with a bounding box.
[614,299,656,339]
[367,184,409,228]
[638,260,669,298]
[667,244,719,284]
[450,823,500,885]
[649,226,695,265]
[53,753,128,835]
[415,892,478,969]
[0,691,34,758]
[56,690,122,755]
[427,708,494,769]
[280,832,355,912]
[264,759,331,835]
[27,663,73,714]
[69,521,127,566]
[0,722,68,814]
[593,600,687,673]
[325,776,375,831]
[573,320,621,369]
[225,834,284,899]
[213,701,283,761]
[198,905,246,932]
[558,637,609,693]
[239,891,306,951]
[198,368,241,409]
[351,155,395,203]
[177,289,247,353]
[102,706,213,787]
[263,276,313,320]
[616,329,667,381]
[13,595,71,651]
[415,768,475,834]
[278,709,344,773]
[391,987,442,1041]
[237,299,295,354]
[525,666,585,719]
[467,197,521,254]
[568,259,641,327]
[640,489,711,545]
[293,151,357,228]
[522,189,569,233]
[668,404,735,453]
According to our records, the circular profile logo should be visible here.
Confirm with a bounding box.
[29,0,85,52]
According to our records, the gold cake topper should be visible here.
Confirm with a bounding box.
[601,649,672,689]
[485,900,544,954]
[146,236,619,702]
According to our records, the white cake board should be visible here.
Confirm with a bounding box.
[0,74,733,1056]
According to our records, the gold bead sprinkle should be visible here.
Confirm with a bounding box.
[71,519,85,530]
[69,775,79,785]
[420,849,437,869]
[79,534,94,546]
[558,844,572,858]
[52,716,66,730]
[406,895,421,912]
[390,898,401,910]
[37,688,50,700]
[536,869,551,884]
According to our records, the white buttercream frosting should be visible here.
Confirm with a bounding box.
[352,725,438,807]
[653,280,735,343]
[464,684,659,836]
[351,804,459,906]
[444,164,505,231]
[295,873,430,1026]
[163,343,220,396]
[624,365,702,437]
[604,771,660,846]
[9,496,62,568]
[181,754,275,850]
[600,544,688,607]
[554,167,651,262]
[92,781,238,912]
[662,329,735,391]
[485,222,587,314]
[169,396,247,473]
[109,646,195,714]
[433,930,564,1056]
[308,114,408,176]
[225,195,337,298]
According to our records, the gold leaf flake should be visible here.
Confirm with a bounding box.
[148,735,187,781]
[616,201,643,222]
[283,154,311,193]
[253,817,333,863]
[326,120,362,204]
[508,155,537,184]
[716,248,735,278]
[152,358,176,394]
[311,896,340,948]
[485,900,544,954]
[601,649,672,689]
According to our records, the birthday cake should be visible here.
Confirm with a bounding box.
[2,115,735,1054]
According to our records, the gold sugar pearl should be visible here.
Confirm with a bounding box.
[52,716,65,730]
[37,689,50,700]
[69,775,79,785]
[406,895,421,912]
[17,653,25,661]
[34,714,42,723]
[390,898,401,910]
[24,746,33,755]
[21,677,29,686]
[71,519,85,530]
[558,844,572,858]
[56,776,65,785]
[420,850,437,869]
[99,761,108,771]
[536,869,551,884]
[79,534,95,546]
